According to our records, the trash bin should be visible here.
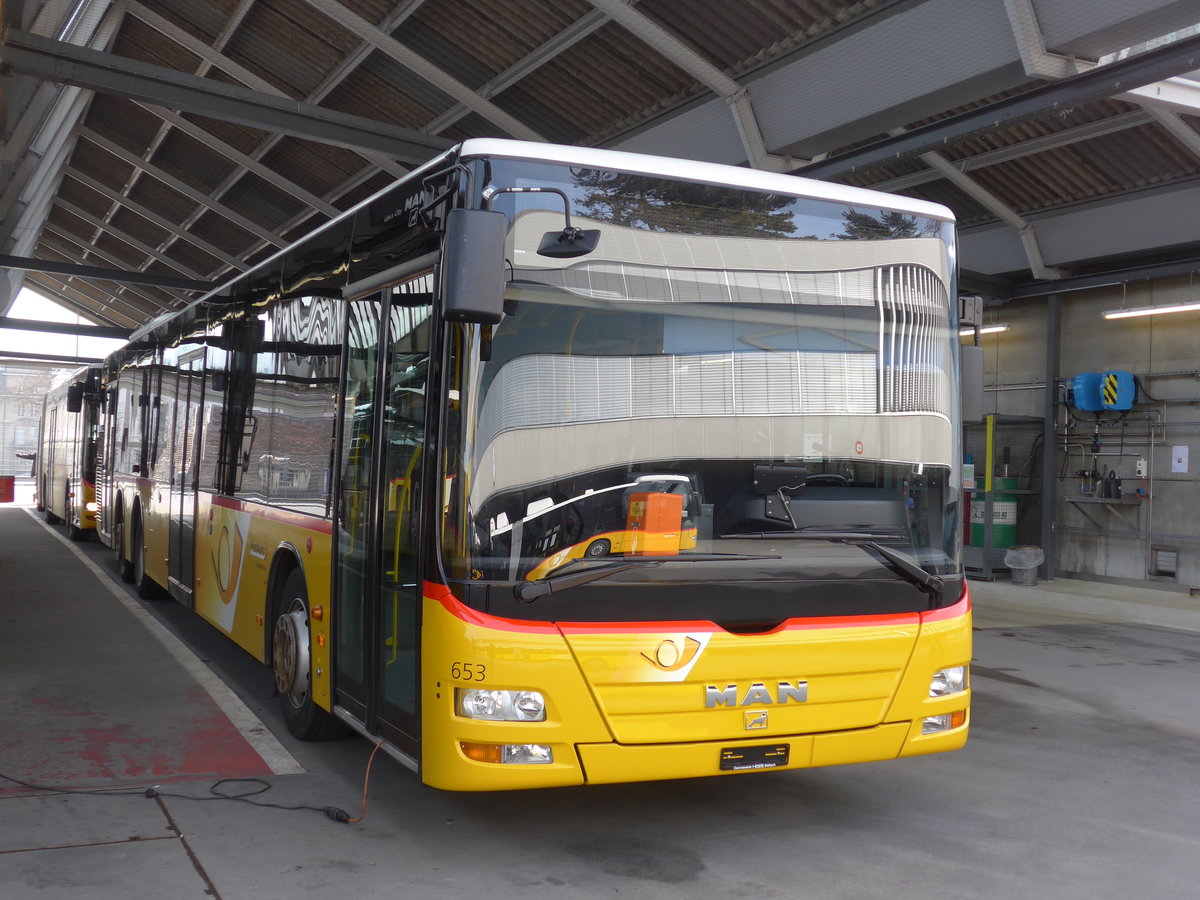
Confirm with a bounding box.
[1004,545,1044,585]
[0,475,14,503]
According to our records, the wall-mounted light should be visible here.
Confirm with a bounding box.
[1102,301,1200,320]
[958,323,1009,336]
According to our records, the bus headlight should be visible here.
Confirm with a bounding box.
[929,665,967,697]
[456,688,546,721]
[85,502,99,513]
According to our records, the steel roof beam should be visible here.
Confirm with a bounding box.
[129,0,408,185]
[123,0,367,212]
[54,197,206,284]
[78,127,287,249]
[425,9,610,135]
[117,0,340,287]
[40,225,186,316]
[64,168,247,271]
[299,0,544,142]
[0,253,210,292]
[796,29,1200,179]
[0,349,105,364]
[0,29,451,162]
[1008,255,1200,299]
[19,272,135,328]
[585,0,801,172]
[1144,107,1200,160]
[0,315,131,340]
[871,110,1156,193]
[916,149,1065,280]
[135,0,430,285]
[118,0,410,288]
[139,106,341,219]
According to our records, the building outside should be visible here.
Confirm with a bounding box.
[0,362,71,478]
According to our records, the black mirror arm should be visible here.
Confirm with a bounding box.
[482,185,574,224]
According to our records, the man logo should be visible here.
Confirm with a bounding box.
[705,681,808,708]
[642,637,702,672]
[745,710,769,730]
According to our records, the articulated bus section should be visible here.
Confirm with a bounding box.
[420,585,971,791]
[36,365,101,542]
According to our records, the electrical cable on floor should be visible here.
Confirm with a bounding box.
[0,750,385,825]
[347,740,386,824]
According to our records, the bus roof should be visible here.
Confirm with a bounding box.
[458,138,955,223]
[126,139,953,348]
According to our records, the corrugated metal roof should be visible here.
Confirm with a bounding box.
[3,0,1200,327]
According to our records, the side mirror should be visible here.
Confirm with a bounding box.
[537,226,600,259]
[442,208,507,325]
[66,383,85,413]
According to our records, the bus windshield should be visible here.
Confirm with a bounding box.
[442,158,961,622]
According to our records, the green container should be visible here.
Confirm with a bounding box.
[969,476,1017,548]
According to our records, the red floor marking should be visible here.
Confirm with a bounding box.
[3,687,272,795]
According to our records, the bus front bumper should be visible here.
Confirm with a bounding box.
[576,717,967,785]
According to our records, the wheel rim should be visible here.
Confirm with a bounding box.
[586,539,611,558]
[273,599,311,708]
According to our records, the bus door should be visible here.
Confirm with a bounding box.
[99,382,119,542]
[335,277,431,755]
[168,352,205,607]
[45,406,58,505]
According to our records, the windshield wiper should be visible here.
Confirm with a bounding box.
[721,530,943,597]
[514,552,782,602]
[514,560,663,602]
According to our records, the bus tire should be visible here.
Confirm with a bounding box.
[113,517,134,583]
[131,514,160,599]
[273,568,347,741]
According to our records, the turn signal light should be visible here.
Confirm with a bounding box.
[921,709,967,734]
[461,742,503,764]
[459,742,553,765]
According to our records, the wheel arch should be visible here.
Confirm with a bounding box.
[264,544,305,664]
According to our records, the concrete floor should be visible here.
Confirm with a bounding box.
[3,490,1199,900]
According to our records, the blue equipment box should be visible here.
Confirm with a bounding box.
[1101,370,1135,410]
[1069,373,1105,411]
[1069,371,1136,411]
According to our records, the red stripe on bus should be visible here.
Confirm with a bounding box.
[425,582,560,634]
[209,494,334,535]
[426,581,931,635]
[920,584,970,623]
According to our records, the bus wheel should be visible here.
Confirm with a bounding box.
[272,569,346,741]
[113,518,134,583]
[585,538,611,558]
[132,515,159,598]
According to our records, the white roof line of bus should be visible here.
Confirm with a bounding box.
[458,138,955,223]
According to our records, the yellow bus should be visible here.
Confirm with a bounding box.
[93,139,970,789]
[36,364,102,541]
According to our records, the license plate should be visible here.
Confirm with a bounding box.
[719,744,790,771]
